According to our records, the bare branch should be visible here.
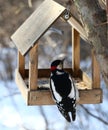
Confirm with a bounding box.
[81,105,108,125]
[39,106,49,130]
[4,92,20,98]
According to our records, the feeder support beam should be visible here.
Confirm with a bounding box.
[18,51,25,78]
[72,28,80,77]
[92,49,100,88]
[29,44,38,90]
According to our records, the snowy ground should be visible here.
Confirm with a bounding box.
[0,80,108,130]
[0,61,108,130]
[0,46,108,130]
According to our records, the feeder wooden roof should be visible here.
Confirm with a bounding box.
[11,0,66,55]
[11,0,87,56]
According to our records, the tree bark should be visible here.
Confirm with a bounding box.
[72,0,108,86]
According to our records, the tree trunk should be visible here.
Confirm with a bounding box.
[72,0,108,86]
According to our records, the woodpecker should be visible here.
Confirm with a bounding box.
[50,59,79,122]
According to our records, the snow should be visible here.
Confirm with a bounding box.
[0,48,108,130]
[1,80,108,130]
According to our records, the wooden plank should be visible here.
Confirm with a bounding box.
[38,68,74,78]
[24,68,83,79]
[92,49,100,88]
[28,89,102,105]
[28,90,54,105]
[11,0,66,55]
[15,69,102,105]
[72,28,80,77]
[25,68,74,78]
[18,51,25,77]
[15,69,28,104]
[24,68,92,90]
[29,44,38,90]
[68,16,88,40]
[79,89,102,104]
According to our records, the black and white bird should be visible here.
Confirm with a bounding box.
[50,59,79,122]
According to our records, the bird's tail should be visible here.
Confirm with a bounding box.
[71,107,76,121]
[57,104,71,122]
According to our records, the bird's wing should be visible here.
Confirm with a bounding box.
[68,75,79,101]
[71,108,76,121]
[50,78,62,102]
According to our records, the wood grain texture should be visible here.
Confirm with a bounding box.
[28,89,102,105]
[72,28,80,77]
[20,68,92,90]
[18,51,25,77]
[11,0,66,55]
[15,69,102,105]
[24,68,81,78]
[92,49,100,88]
[29,44,38,90]
[68,16,87,40]
[73,0,108,87]
[15,69,28,104]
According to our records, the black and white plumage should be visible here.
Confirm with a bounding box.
[50,59,79,122]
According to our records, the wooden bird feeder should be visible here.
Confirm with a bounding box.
[11,0,102,105]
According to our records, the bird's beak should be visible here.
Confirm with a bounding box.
[61,58,65,64]
[62,58,65,62]
[60,58,65,68]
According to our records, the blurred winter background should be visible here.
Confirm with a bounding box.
[0,0,108,130]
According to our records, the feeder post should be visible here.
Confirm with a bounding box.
[18,51,25,78]
[92,49,100,88]
[72,28,80,77]
[29,43,38,90]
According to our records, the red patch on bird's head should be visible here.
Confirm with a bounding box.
[51,66,57,71]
